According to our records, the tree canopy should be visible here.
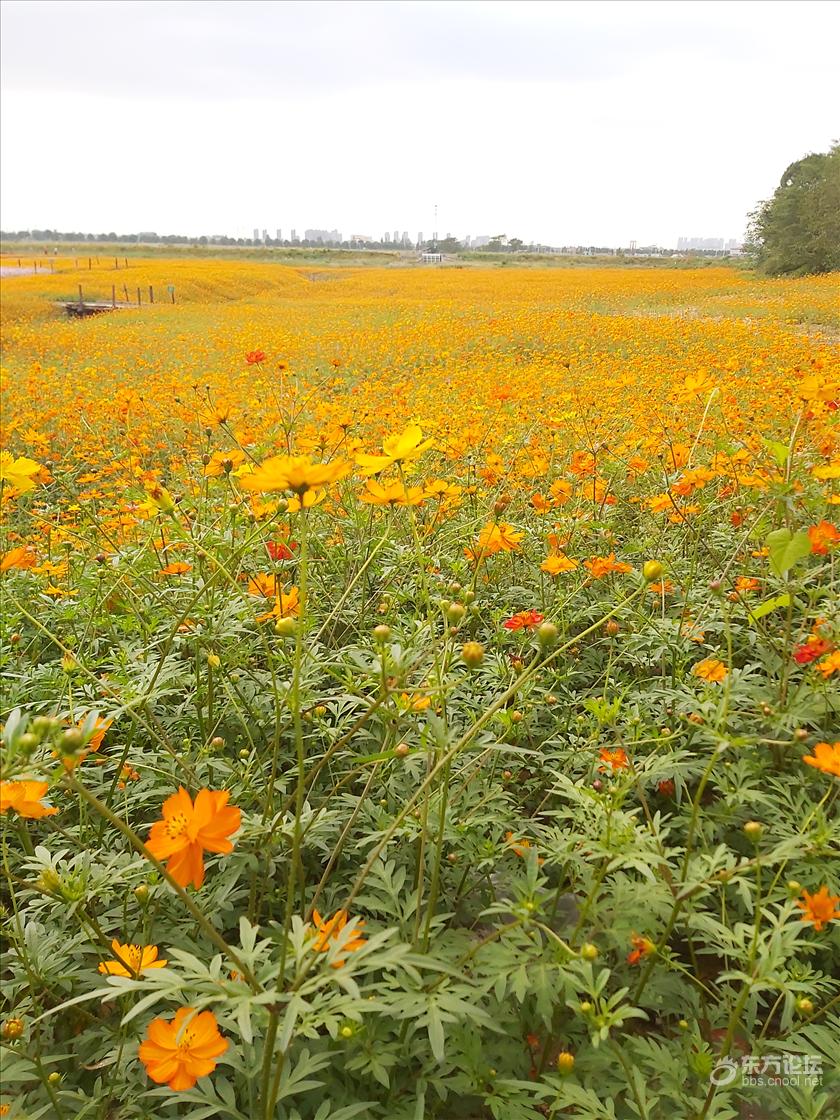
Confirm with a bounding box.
[747,144,840,275]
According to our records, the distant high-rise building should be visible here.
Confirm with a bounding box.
[393,230,399,243]
[261,229,268,243]
[677,236,725,251]
[304,228,341,242]
[383,232,391,243]
[402,231,409,245]
[472,235,491,248]
[464,234,471,247]
[417,231,423,246]
[276,228,282,241]
[253,228,259,242]
[291,229,298,242]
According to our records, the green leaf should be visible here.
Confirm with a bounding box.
[762,437,790,467]
[748,592,791,623]
[766,528,812,575]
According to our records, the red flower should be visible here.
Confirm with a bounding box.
[793,638,832,665]
[503,610,545,631]
[657,779,675,797]
[245,350,266,365]
[266,540,295,561]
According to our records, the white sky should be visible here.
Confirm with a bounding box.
[1,0,837,247]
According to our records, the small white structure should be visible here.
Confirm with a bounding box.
[421,252,442,263]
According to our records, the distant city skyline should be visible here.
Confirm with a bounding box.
[2,2,837,248]
[0,220,744,254]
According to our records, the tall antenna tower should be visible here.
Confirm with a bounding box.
[433,203,438,250]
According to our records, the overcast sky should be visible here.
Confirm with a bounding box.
[1,0,837,247]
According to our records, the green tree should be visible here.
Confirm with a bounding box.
[747,143,840,275]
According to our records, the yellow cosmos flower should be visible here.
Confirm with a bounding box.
[355,424,435,476]
[360,479,425,507]
[541,553,578,575]
[240,454,349,495]
[0,451,42,494]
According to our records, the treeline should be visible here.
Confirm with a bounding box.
[747,143,839,275]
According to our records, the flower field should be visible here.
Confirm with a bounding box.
[1,258,839,1119]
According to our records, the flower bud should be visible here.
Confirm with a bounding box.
[58,728,85,754]
[537,621,558,647]
[373,624,391,643]
[37,869,62,895]
[578,1001,593,1014]
[274,616,297,638]
[134,884,150,904]
[604,619,620,637]
[743,820,763,841]
[461,641,484,668]
[580,942,599,961]
[796,997,814,1016]
[394,743,410,758]
[210,736,225,748]
[1,1019,24,1040]
[642,560,664,582]
[446,602,466,625]
[207,652,221,669]
[556,1051,575,1076]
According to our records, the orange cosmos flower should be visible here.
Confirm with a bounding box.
[245,350,266,365]
[802,741,840,777]
[599,747,630,772]
[159,562,192,576]
[693,658,728,683]
[0,780,58,819]
[503,610,544,631]
[584,553,633,579]
[98,939,167,977]
[0,545,37,572]
[504,832,544,863]
[146,788,241,890]
[464,521,523,563]
[808,520,840,556]
[815,650,840,678]
[139,1007,227,1091]
[78,714,112,752]
[626,934,655,965]
[734,576,761,593]
[311,909,366,967]
[796,885,840,932]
